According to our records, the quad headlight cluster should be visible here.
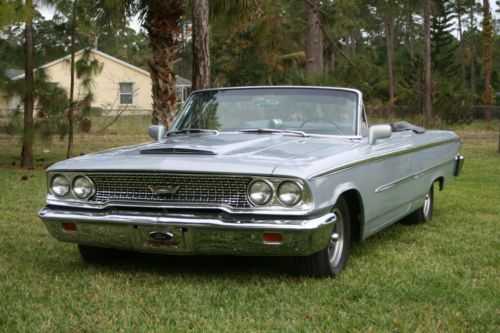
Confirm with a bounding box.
[247,179,305,207]
[50,174,95,200]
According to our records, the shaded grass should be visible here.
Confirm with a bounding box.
[0,118,498,332]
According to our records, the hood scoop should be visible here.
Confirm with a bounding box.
[140,147,216,155]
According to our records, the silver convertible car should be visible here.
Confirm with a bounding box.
[39,87,464,277]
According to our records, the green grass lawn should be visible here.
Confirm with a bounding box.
[0,118,498,332]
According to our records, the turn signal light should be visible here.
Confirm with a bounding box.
[262,232,283,244]
[62,222,77,231]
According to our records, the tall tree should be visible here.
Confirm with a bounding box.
[93,0,184,129]
[66,0,78,158]
[377,0,400,103]
[423,0,432,122]
[403,0,418,60]
[143,0,184,128]
[481,0,494,110]
[21,0,35,169]
[192,0,210,91]
[450,0,467,85]
[431,0,459,77]
[468,0,479,100]
[305,0,323,78]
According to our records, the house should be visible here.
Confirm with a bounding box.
[0,49,192,115]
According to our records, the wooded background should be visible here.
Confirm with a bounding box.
[0,0,498,168]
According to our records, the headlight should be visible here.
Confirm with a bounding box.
[50,175,70,197]
[248,180,273,205]
[277,181,302,206]
[72,176,95,199]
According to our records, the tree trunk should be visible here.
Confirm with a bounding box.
[192,0,210,91]
[469,0,476,102]
[305,0,323,78]
[407,10,415,59]
[20,0,34,169]
[66,0,77,159]
[456,4,466,85]
[481,0,494,120]
[423,0,432,123]
[144,1,184,129]
[385,17,395,103]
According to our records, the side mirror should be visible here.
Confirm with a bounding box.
[368,124,392,145]
[148,125,166,142]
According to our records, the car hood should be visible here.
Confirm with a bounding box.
[48,133,361,177]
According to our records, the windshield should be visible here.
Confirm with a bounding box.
[172,88,359,136]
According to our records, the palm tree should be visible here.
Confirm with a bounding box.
[94,0,184,128]
[192,0,210,91]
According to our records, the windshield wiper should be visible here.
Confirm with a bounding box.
[167,129,219,136]
[238,128,308,137]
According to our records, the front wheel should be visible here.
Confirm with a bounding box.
[295,196,351,277]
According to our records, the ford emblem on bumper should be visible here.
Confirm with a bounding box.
[148,231,174,241]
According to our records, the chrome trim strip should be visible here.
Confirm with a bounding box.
[309,138,460,180]
[45,199,314,216]
[174,86,363,137]
[374,158,455,193]
[38,208,336,231]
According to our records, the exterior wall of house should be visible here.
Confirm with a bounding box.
[45,52,153,112]
[0,50,192,116]
[0,92,22,113]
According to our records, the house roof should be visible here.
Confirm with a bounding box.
[5,69,24,79]
[11,48,192,86]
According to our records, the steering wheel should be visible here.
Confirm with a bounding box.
[299,117,345,135]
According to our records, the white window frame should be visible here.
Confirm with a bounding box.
[119,82,134,105]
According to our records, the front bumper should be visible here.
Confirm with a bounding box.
[38,207,336,256]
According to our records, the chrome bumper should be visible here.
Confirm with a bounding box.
[38,207,336,256]
[454,154,465,177]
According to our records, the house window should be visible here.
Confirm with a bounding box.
[47,82,59,90]
[119,83,134,104]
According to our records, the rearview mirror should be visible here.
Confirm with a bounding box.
[368,124,392,145]
[148,125,166,142]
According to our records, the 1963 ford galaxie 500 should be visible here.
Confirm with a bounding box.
[38,86,464,277]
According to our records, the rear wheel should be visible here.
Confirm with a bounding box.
[295,196,351,277]
[78,245,121,263]
[400,185,434,225]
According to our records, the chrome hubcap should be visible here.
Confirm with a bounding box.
[328,209,344,267]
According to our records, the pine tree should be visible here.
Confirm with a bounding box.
[431,0,459,77]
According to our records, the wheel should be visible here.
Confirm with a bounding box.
[400,185,434,225]
[295,196,351,277]
[78,244,120,263]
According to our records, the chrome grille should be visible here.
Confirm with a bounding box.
[88,173,253,208]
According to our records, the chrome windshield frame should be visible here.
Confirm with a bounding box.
[170,86,363,137]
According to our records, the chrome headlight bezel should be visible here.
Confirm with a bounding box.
[277,180,303,207]
[247,179,273,206]
[246,177,310,209]
[50,175,70,197]
[72,176,96,200]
